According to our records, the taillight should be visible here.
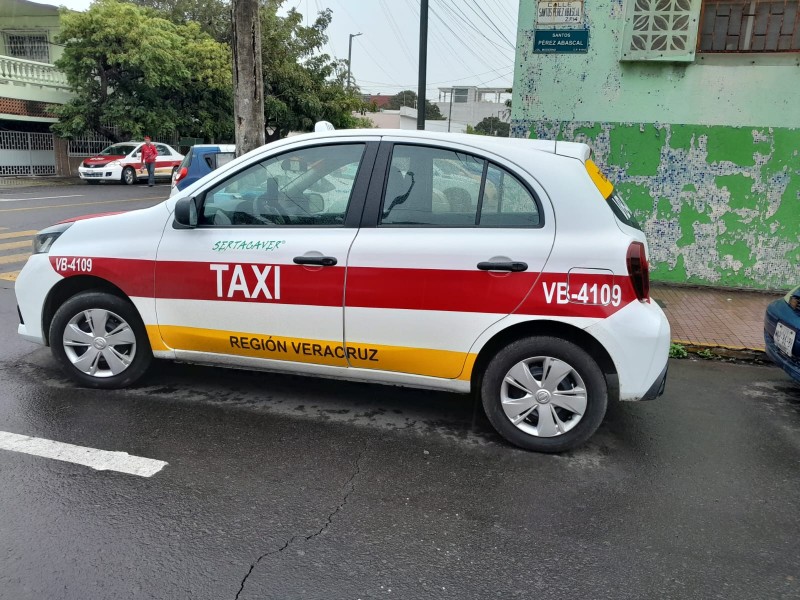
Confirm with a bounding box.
[174,166,188,184]
[626,242,650,302]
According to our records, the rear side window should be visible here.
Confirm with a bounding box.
[607,191,641,230]
[480,164,540,228]
[380,144,541,228]
[204,152,236,170]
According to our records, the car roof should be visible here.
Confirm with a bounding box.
[190,144,236,151]
[270,129,590,161]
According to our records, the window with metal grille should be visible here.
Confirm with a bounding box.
[699,0,800,51]
[4,32,50,62]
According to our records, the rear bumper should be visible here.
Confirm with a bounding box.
[586,299,671,401]
[640,361,668,401]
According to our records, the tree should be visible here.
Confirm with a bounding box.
[260,1,364,141]
[52,0,232,142]
[473,116,510,137]
[130,0,231,43]
[386,89,445,120]
[232,0,265,154]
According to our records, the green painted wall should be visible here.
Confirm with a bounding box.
[512,0,800,290]
[534,121,799,289]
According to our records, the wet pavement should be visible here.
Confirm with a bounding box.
[1,333,799,599]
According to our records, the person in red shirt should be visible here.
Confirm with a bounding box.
[140,136,158,186]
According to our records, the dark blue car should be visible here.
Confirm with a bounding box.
[764,285,800,383]
[171,144,236,193]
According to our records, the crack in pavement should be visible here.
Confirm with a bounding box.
[234,445,367,600]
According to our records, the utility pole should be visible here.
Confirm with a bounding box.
[447,87,453,132]
[231,0,265,156]
[347,33,362,90]
[417,0,428,130]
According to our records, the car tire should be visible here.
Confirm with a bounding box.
[122,166,136,185]
[480,336,607,453]
[49,291,153,389]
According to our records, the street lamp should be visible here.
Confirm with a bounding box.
[347,32,362,90]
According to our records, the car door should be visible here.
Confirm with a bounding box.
[343,139,556,380]
[154,139,378,370]
[155,144,176,179]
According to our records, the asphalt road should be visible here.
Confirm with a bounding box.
[1,182,799,599]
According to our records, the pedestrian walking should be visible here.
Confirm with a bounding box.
[141,136,158,186]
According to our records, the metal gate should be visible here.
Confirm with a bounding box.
[0,130,56,176]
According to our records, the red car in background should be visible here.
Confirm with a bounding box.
[78,141,184,185]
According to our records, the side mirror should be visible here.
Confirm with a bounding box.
[173,196,198,229]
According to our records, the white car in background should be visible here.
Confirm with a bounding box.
[78,141,184,185]
[17,128,670,453]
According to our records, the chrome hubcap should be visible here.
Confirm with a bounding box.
[500,356,588,437]
[62,309,136,378]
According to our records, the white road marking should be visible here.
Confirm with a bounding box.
[0,431,168,477]
[0,194,84,203]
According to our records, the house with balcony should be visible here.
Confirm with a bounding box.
[0,0,73,176]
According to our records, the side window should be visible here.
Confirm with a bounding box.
[480,164,540,228]
[199,144,365,227]
[156,144,171,156]
[381,145,483,226]
[379,144,541,228]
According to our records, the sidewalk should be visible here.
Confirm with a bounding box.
[652,283,784,354]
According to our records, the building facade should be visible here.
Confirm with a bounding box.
[0,0,73,176]
[435,86,511,128]
[511,0,799,290]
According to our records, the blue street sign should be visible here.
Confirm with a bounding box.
[534,29,590,53]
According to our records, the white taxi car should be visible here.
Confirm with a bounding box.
[78,141,184,185]
[16,129,670,453]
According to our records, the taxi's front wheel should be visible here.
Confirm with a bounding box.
[49,292,153,389]
[480,336,607,453]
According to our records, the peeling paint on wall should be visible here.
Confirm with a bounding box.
[513,119,799,290]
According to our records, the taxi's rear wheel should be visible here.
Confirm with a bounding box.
[49,291,152,389]
[480,336,607,453]
[122,166,136,185]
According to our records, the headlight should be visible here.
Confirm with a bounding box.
[786,285,800,310]
[33,222,73,254]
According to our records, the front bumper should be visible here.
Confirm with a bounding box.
[15,254,63,345]
[78,165,123,181]
[764,298,800,383]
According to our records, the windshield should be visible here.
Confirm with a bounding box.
[99,144,137,156]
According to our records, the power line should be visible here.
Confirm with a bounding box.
[428,3,505,72]
[437,0,515,58]
[462,0,516,50]
[378,0,417,68]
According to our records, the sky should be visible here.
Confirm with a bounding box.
[42,0,519,100]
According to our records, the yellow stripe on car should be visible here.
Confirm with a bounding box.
[153,325,475,380]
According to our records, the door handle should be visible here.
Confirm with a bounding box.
[477,261,528,272]
[293,256,338,267]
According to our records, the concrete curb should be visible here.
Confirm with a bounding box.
[674,341,768,363]
[0,177,82,188]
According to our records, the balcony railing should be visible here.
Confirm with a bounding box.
[0,55,70,89]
